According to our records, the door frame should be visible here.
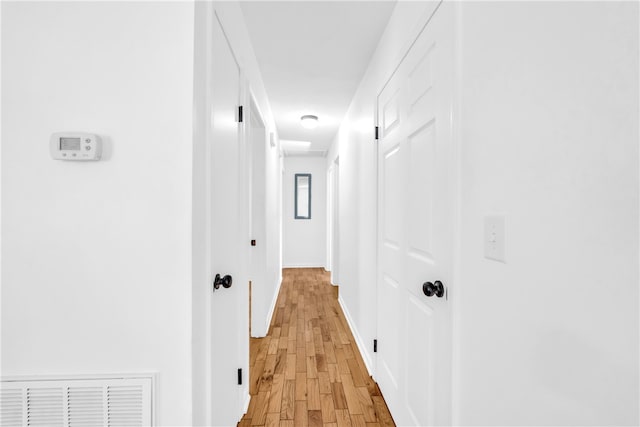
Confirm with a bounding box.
[328,157,340,286]
[238,70,251,419]
[246,91,269,338]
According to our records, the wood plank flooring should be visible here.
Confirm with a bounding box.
[239,268,395,427]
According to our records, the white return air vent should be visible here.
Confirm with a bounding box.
[0,376,153,427]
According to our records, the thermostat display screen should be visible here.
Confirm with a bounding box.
[60,137,81,151]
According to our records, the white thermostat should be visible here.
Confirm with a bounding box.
[50,132,102,160]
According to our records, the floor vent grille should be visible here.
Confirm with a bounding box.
[1,377,152,427]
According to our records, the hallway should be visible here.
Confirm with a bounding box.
[240,268,395,427]
[1,2,638,426]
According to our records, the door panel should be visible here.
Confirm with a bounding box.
[407,44,435,120]
[379,273,401,390]
[383,145,403,246]
[407,123,436,260]
[382,89,401,135]
[405,294,434,426]
[376,3,454,426]
[378,138,405,397]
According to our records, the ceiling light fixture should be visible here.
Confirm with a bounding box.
[300,115,319,129]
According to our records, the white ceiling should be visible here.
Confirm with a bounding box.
[240,1,397,154]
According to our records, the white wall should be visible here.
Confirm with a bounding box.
[455,2,638,425]
[2,2,194,425]
[2,2,282,425]
[283,156,327,267]
[330,1,639,425]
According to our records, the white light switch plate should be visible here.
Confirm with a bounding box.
[484,215,506,263]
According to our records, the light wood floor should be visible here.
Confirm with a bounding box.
[239,268,395,427]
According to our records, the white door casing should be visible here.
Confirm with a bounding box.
[248,96,268,337]
[329,159,340,285]
[209,11,249,426]
[327,165,333,272]
[376,2,455,426]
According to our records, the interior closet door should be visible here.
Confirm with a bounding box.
[375,3,455,425]
[209,11,248,426]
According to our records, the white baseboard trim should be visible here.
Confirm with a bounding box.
[282,264,325,268]
[252,276,283,338]
[243,393,251,414]
[337,295,375,376]
[263,276,282,336]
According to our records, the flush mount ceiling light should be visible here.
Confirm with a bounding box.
[300,115,319,129]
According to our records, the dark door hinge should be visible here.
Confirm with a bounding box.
[238,106,244,123]
[374,126,379,140]
[373,339,378,353]
[238,368,242,385]
[251,240,256,246]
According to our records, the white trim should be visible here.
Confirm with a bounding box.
[259,276,283,337]
[326,164,332,272]
[338,295,374,376]
[282,264,325,268]
[243,393,251,414]
[1,371,157,383]
[248,90,266,129]
[450,1,463,424]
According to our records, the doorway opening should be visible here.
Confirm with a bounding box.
[328,157,340,285]
[248,95,267,339]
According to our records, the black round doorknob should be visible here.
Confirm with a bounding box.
[433,280,445,297]
[213,274,233,290]
[423,281,436,296]
[422,280,445,298]
[221,275,233,288]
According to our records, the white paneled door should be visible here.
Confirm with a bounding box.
[209,12,248,426]
[376,2,455,426]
